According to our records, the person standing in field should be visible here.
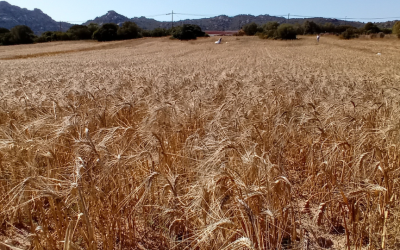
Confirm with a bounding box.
[317,35,320,42]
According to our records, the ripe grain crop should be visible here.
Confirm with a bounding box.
[0,36,399,249]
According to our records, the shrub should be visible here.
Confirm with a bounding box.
[172,24,205,40]
[382,28,392,34]
[378,32,385,38]
[35,31,72,43]
[87,23,100,35]
[276,24,297,40]
[10,25,36,44]
[93,23,119,41]
[117,21,141,40]
[0,27,9,34]
[303,21,321,34]
[51,32,72,41]
[0,27,10,45]
[67,25,92,40]
[340,28,359,39]
[261,22,279,39]
[335,25,354,34]
[1,32,14,45]
[393,21,400,38]
[141,30,152,37]
[151,28,169,37]
[243,22,259,36]
[364,22,380,34]
[322,22,335,33]
[234,30,245,36]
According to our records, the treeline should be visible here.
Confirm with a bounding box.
[0,21,207,45]
[242,20,400,40]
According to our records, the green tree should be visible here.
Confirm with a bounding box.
[172,24,205,40]
[322,22,335,33]
[335,25,354,34]
[364,22,380,34]
[276,24,297,40]
[340,28,359,39]
[0,27,9,45]
[67,25,92,40]
[261,22,279,39]
[303,21,321,34]
[0,27,9,34]
[117,21,141,40]
[1,32,14,45]
[87,23,100,35]
[10,25,35,44]
[393,21,400,38]
[293,23,305,35]
[151,28,169,37]
[93,23,119,41]
[243,22,259,36]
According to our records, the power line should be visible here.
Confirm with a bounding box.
[57,13,400,25]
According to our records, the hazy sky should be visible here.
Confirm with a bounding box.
[5,0,400,23]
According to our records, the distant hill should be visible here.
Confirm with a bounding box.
[83,12,368,31]
[0,1,397,34]
[0,1,72,34]
[83,11,130,26]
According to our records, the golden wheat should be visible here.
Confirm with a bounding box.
[0,35,399,249]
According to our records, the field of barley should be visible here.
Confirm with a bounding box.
[0,35,400,250]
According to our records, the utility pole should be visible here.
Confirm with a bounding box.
[345,16,347,26]
[287,13,290,23]
[60,21,62,32]
[167,11,174,29]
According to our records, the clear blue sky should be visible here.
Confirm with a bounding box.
[5,0,400,23]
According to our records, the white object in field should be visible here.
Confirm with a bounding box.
[215,38,222,44]
[317,35,320,42]
[377,53,381,56]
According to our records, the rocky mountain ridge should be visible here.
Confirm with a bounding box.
[0,1,71,34]
[0,1,397,34]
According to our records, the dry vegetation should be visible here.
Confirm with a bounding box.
[0,36,400,249]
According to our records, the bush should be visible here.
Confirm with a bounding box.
[261,22,279,39]
[303,21,321,34]
[393,21,400,38]
[364,22,380,34]
[276,24,297,40]
[117,21,141,40]
[35,31,72,43]
[1,25,35,45]
[93,23,119,41]
[10,25,36,44]
[243,22,259,36]
[151,28,170,37]
[0,27,10,45]
[172,24,205,40]
[234,30,245,36]
[1,32,14,45]
[340,28,359,39]
[322,22,335,33]
[87,23,100,35]
[0,27,9,34]
[67,25,92,40]
[335,25,354,34]
[141,30,152,37]
[51,32,72,41]
[378,32,385,38]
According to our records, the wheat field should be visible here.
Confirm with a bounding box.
[0,35,399,249]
